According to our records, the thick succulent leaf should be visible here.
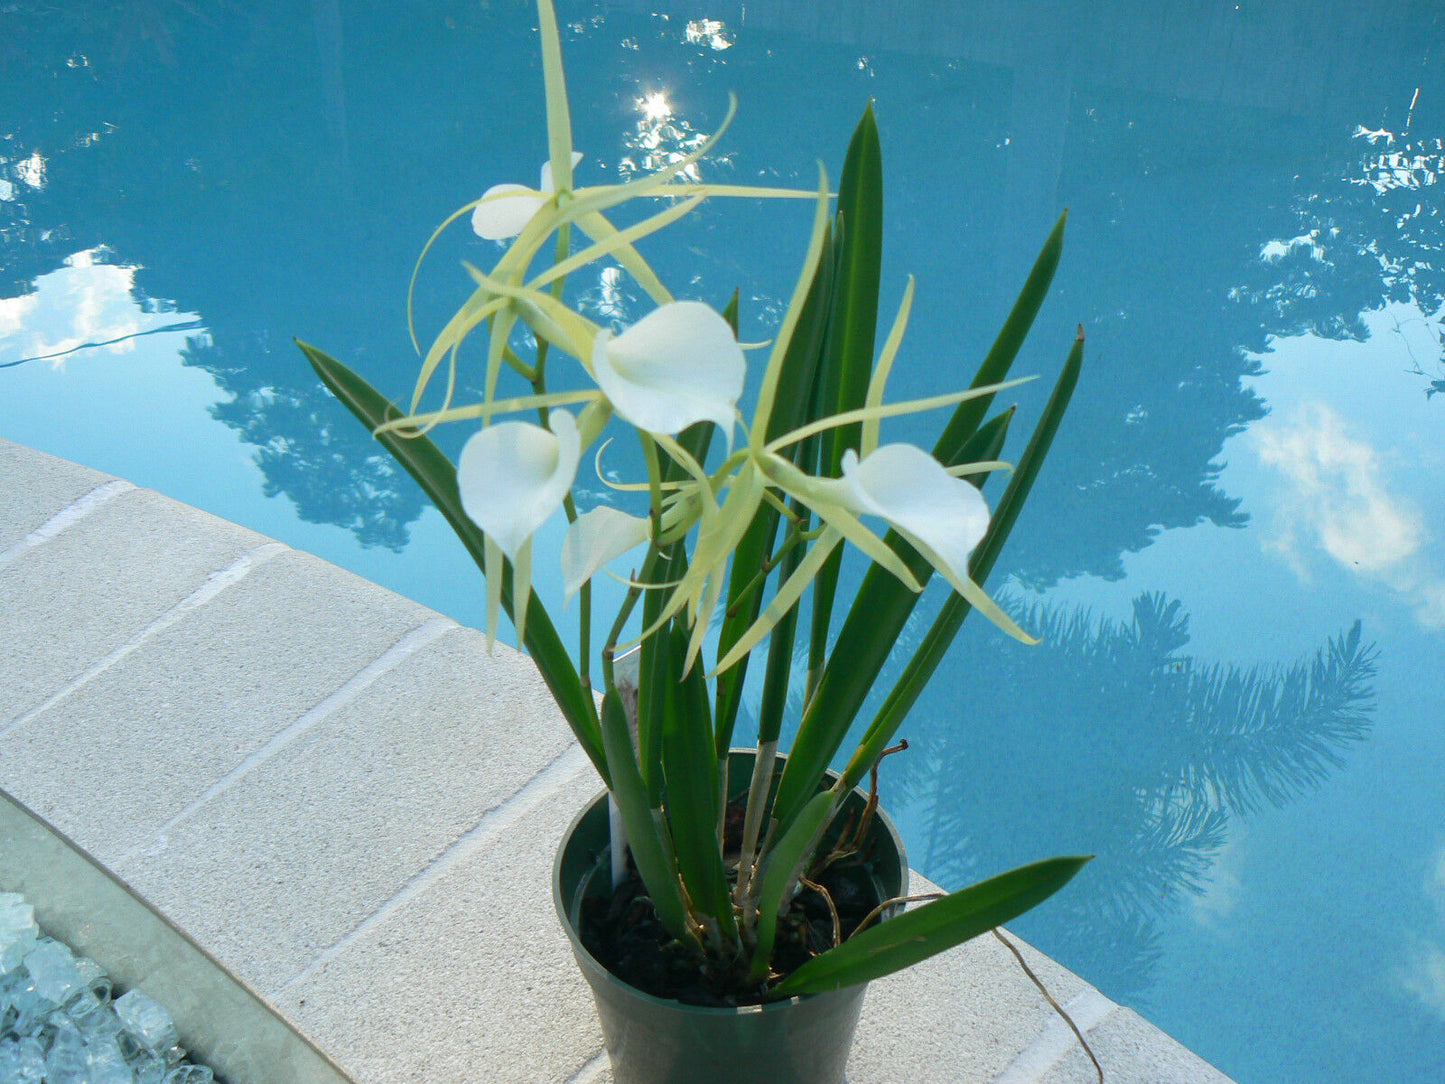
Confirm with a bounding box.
[933,210,1067,461]
[807,102,884,696]
[713,233,832,753]
[773,217,1069,838]
[771,855,1090,996]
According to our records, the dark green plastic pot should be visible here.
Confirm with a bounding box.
[553,750,907,1084]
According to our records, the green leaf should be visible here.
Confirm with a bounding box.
[771,212,1070,835]
[638,542,685,807]
[599,688,692,944]
[932,210,1067,461]
[660,626,737,942]
[713,236,833,753]
[769,410,1015,835]
[746,790,837,984]
[771,855,1090,996]
[807,103,884,695]
[297,339,606,780]
[839,332,1082,792]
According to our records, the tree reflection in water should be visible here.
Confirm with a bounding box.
[890,591,1378,998]
[1233,124,1445,401]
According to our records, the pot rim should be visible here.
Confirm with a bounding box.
[552,748,908,1015]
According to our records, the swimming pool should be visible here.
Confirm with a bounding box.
[3,2,1443,1080]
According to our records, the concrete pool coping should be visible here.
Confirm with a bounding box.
[0,436,1235,1083]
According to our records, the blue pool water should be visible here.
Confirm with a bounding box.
[3,2,1444,1079]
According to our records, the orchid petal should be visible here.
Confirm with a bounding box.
[592,301,745,439]
[472,183,548,240]
[562,506,651,600]
[457,411,581,558]
[823,444,990,586]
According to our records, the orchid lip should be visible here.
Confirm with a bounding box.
[471,152,585,240]
[457,411,581,559]
[590,300,745,438]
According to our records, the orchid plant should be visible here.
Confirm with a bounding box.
[299,0,1088,1000]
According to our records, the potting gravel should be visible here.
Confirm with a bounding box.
[0,892,219,1083]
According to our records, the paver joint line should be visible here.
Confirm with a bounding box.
[0,478,134,572]
[990,986,1117,1084]
[0,446,1236,1083]
[113,616,460,867]
[276,740,595,996]
[0,540,288,741]
[561,1049,609,1084]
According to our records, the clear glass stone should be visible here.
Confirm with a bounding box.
[0,1034,47,1084]
[162,1065,214,1083]
[127,1051,169,1084]
[88,1032,137,1084]
[0,895,39,976]
[44,1017,89,1084]
[113,990,179,1054]
[23,937,82,1005]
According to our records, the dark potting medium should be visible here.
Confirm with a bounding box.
[553,751,908,1084]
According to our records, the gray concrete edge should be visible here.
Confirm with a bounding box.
[0,437,1236,1083]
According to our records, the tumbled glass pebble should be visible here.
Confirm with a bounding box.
[162,1065,214,1083]
[0,894,38,974]
[0,894,221,1084]
[23,937,82,1004]
[115,989,180,1053]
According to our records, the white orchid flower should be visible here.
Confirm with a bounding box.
[472,151,585,240]
[561,506,651,600]
[457,410,581,558]
[816,443,990,592]
[592,301,745,440]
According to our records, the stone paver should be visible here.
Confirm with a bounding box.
[116,626,580,992]
[272,751,606,1084]
[0,545,437,860]
[0,485,271,726]
[1038,1007,1232,1084]
[0,436,117,550]
[848,890,1097,1083]
[0,441,1237,1084]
